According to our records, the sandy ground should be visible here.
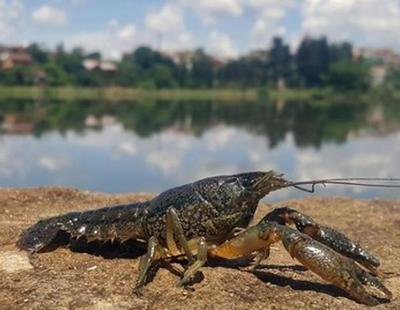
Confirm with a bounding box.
[0,187,400,310]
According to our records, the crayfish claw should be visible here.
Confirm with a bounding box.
[270,207,381,274]
[357,267,393,300]
[279,227,392,306]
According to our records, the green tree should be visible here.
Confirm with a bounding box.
[326,60,370,92]
[268,37,292,86]
[53,45,86,85]
[296,37,330,87]
[190,49,214,88]
[129,46,178,88]
[116,60,137,86]
[0,66,34,85]
[386,69,400,89]
[86,52,102,60]
[26,43,49,64]
[218,57,265,87]
[148,64,176,88]
[43,62,71,86]
[329,42,353,63]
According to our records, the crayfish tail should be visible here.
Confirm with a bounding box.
[17,216,70,253]
[17,202,148,253]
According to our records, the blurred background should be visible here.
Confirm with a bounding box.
[0,0,399,201]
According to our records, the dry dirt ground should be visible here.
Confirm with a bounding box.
[0,187,400,310]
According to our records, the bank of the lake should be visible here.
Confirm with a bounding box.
[0,86,393,103]
[1,187,399,309]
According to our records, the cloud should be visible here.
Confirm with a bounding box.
[250,11,286,48]
[180,0,243,24]
[178,0,296,26]
[205,126,238,150]
[117,24,136,40]
[144,3,195,52]
[146,150,181,174]
[207,31,238,58]
[145,3,185,34]
[162,30,196,51]
[117,141,137,156]
[0,0,24,42]
[301,0,400,49]
[38,155,71,172]
[249,2,294,49]
[243,0,295,10]
[0,145,27,178]
[32,5,67,26]
[64,20,137,59]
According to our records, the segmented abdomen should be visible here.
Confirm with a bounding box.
[18,202,148,253]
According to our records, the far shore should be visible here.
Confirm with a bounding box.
[0,85,394,103]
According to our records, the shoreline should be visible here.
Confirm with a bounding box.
[0,86,384,102]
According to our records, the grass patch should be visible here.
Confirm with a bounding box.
[0,86,332,102]
[0,86,396,104]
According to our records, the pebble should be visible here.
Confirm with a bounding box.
[0,250,33,273]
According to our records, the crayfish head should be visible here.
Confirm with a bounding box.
[236,171,291,198]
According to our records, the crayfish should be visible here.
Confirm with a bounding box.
[17,171,400,305]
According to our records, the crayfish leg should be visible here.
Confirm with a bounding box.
[135,236,166,292]
[178,237,208,287]
[166,207,195,263]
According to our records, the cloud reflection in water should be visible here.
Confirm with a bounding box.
[0,121,399,201]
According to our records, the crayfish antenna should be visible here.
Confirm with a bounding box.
[286,177,400,193]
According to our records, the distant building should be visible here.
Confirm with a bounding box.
[0,46,32,69]
[165,50,227,71]
[82,59,117,73]
[353,48,400,86]
[1,114,34,134]
[353,48,400,67]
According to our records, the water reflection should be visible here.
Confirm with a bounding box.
[0,98,399,201]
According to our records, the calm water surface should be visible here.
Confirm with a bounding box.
[1,98,399,201]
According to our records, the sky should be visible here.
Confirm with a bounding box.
[1,0,400,60]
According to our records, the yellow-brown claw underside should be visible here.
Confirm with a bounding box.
[208,223,280,260]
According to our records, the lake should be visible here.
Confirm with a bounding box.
[0,98,399,201]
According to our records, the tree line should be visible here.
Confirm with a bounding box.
[0,36,395,91]
[2,97,400,147]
